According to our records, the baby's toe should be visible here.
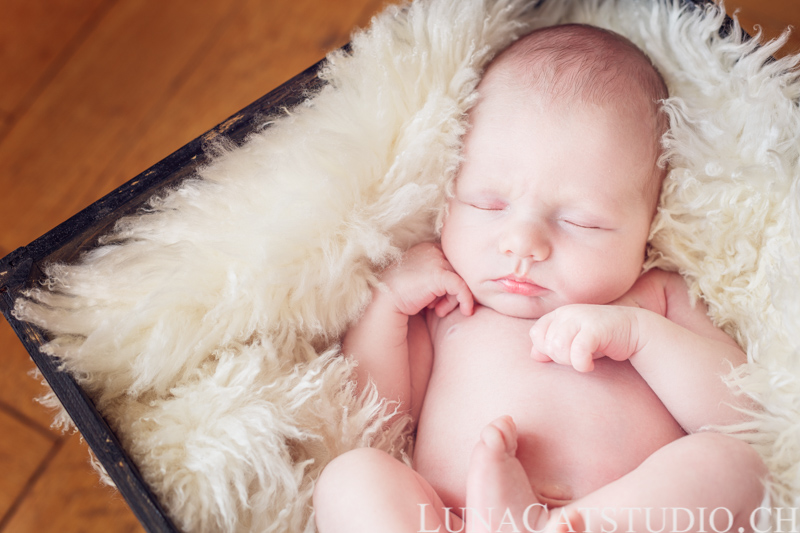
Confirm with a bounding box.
[480,415,518,455]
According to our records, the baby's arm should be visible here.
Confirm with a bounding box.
[530,269,752,433]
[343,242,474,424]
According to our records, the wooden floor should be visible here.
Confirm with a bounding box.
[0,1,797,531]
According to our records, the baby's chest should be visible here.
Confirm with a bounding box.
[415,306,684,504]
[429,307,536,377]
[425,306,652,418]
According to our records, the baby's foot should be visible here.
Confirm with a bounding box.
[465,416,544,533]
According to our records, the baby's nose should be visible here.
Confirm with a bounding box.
[499,219,551,261]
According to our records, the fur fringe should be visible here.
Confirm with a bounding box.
[14,0,800,529]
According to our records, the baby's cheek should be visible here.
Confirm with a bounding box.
[560,272,618,307]
[591,274,639,306]
[443,231,486,276]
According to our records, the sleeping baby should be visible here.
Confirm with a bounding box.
[313,24,768,533]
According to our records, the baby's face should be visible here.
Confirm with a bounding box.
[441,84,660,319]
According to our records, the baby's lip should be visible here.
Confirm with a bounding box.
[503,274,535,283]
[494,276,547,296]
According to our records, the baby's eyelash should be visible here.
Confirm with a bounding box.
[466,201,505,211]
[563,220,601,230]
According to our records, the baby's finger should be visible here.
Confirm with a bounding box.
[434,294,459,317]
[529,313,551,341]
[545,319,582,367]
[570,345,595,372]
[441,271,474,316]
[571,325,606,372]
[457,290,474,316]
[530,346,553,363]
[529,315,553,358]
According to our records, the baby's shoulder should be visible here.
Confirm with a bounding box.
[621,269,721,332]
[615,268,688,317]
[629,270,740,347]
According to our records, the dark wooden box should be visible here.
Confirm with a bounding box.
[0,58,326,533]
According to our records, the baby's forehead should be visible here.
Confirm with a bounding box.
[482,24,668,113]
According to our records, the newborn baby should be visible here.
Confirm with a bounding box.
[314,24,767,533]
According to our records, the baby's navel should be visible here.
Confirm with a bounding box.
[535,483,574,507]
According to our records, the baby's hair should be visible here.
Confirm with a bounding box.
[486,24,668,109]
[483,24,669,208]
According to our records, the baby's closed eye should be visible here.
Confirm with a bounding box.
[559,218,606,230]
[469,202,506,211]
[457,194,507,211]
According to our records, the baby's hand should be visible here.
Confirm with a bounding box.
[381,242,474,318]
[529,304,641,372]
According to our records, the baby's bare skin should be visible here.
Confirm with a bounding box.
[313,25,768,533]
[414,304,685,513]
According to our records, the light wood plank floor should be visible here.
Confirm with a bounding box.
[1,1,797,531]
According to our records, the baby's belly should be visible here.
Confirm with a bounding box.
[412,306,685,510]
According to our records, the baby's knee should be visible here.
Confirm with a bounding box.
[319,447,400,479]
[690,432,765,473]
[686,432,768,503]
[314,448,399,507]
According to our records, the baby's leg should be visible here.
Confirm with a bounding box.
[466,416,548,533]
[313,447,463,533]
[557,432,767,533]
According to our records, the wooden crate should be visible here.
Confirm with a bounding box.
[0,57,325,533]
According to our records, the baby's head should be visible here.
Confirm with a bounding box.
[480,24,669,207]
[441,24,669,319]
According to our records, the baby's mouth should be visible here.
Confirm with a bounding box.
[494,276,547,296]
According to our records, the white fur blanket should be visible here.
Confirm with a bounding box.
[15,0,800,531]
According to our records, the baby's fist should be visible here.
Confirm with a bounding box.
[381,242,474,318]
[529,304,640,372]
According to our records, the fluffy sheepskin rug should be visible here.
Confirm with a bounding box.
[14,0,800,531]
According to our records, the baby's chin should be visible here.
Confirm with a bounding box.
[477,294,554,320]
